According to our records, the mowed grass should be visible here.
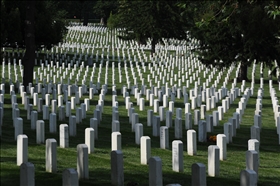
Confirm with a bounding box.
[1,29,280,185]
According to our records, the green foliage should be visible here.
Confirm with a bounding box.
[114,1,187,52]
[107,11,117,30]
[265,1,280,19]
[93,0,119,26]
[1,1,68,50]
[189,1,280,71]
[0,0,7,48]
[1,0,23,48]
[8,8,22,44]
[34,1,68,50]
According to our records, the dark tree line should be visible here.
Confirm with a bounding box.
[1,0,68,87]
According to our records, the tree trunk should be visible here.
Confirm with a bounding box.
[151,38,156,55]
[238,62,249,82]
[103,17,108,27]
[22,1,35,89]
[83,11,88,26]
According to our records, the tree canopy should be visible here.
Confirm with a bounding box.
[113,0,187,54]
[1,0,68,50]
[1,0,68,87]
[93,0,119,26]
[187,0,280,80]
[2,0,280,83]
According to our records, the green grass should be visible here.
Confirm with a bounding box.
[1,27,280,186]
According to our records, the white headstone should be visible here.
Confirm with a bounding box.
[240,169,257,186]
[69,115,76,137]
[77,144,89,179]
[198,120,207,142]
[49,113,57,133]
[111,150,124,186]
[185,113,192,130]
[36,120,45,144]
[153,116,160,137]
[160,126,169,149]
[90,118,98,139]
[246,150,259,177]
[111,132,121,151]
[147,109,153,127]
[46,138,57,173]
[60,124,69,148]
[250,126,260,142]
[85,128,94,154]
[194,110,200,125]
[62,168,78,186]
[191,163,206,186]
[131,113,139,132]
[166,110,173,128]
[15,117,23,141]
[140,136,151,165]
[216,134,227,160]
[208,145,220,177]
[17,134,28,166]
[30,111,37,130]
[149,157,162,186]
[187,130,197,156]
[172,140,183,172]
[20,162,35,186]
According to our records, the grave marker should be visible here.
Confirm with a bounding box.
[191,163,206,186]
[217,134,227,160]
[153,116,160,137]
[140,136,151,165]
[160,126,169,149]
[111,150,124,186]
[77,144,89,179]
[20,162,35,186]
[30,111,37,130]
[240,169,257,186]
[172,140,183,172]
[46,139,57,173]
[198,120,207,142]
[246,150,259,178]
[112,132,121,151]
[187,130,197,156]
[90,118,98,139]
[149,157,162,186]
[36,120,45,144]
[60,124,69,148]
[17,134,28,166]
[208,145,220,177]
[85,128,94,154]
[15,117,23,141]
[62,168,79,186]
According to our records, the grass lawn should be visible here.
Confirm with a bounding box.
[1,25,280,186]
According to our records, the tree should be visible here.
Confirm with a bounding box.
[188,0,280,81]
[93,0,119,26]
[114,0,187,54]
[1,0,8,53]
[22,1,35,88]
[1,0,67,88]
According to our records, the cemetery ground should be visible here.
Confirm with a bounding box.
[1,25,280,186]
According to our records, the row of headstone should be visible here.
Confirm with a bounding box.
[2,25,271,186]
[1,41,238,99]
[269,79,280,144]
[2,60,246,145]
[13,92,256,185]
[6,59,252,150]
[0,95,4,136]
